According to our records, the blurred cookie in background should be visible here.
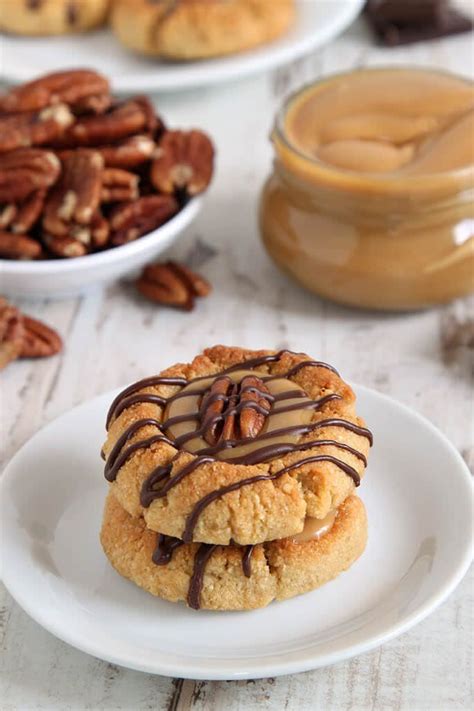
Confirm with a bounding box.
[111,0,296,60]
[0,0,110,36]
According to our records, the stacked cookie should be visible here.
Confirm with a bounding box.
[100,346,372,611]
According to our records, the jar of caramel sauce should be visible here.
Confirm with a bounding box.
[259,68,474,310]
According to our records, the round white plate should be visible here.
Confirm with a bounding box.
[0,384,472,680]
[0,0,365,92]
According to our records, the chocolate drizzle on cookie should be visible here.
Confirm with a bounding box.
[103,350,372,610]
[187,543,218,610]
[152,532,256,608]
[152,533,184,565]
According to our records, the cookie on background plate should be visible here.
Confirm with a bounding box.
[0,0,110,36]
[111,0,296,59]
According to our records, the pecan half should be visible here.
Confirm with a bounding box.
[0,231,42,259]
[0,104,74,153]
[72,92,113,116]
[65,99,152,147]
[239,376,272,439]
[0,298,24,370]
[72,211,110,249]
[0,148,61,203]
[0,69,110,114]
[10,190,46,234]
[150,130,214,196]
[135,260,211,310]
[101,168,139,203]
[42,233,87,258]
[200,375,272,446]
[95,135,156,168]
[200,376,233,444]
[43,150,103,236]
[0,204,17,229]
[20,316,63,358]
[132,96,162,134]
[109,195,178,245]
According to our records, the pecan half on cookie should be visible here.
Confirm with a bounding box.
[201,375,271,445]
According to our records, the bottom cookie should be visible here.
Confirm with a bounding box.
[100,493,367,611]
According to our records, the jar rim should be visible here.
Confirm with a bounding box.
[275,66,474,186]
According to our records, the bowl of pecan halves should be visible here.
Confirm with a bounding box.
[0,69,214,299]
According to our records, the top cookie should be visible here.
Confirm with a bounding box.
[102,346,372,545]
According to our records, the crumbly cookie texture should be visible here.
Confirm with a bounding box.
[111,0,295,60]
[100,492,368,611]
[102,346,372,545]
[0,0,110,36]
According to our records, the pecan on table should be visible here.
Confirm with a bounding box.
[43,149,104,239]
[0,298,24,370]
[109,195,178,245]
[0,149,61,204]
[135,260,211,310]
[200,375,272,446]
[0,69,110,114]
[20,315,63,358]
[150,130,214,196]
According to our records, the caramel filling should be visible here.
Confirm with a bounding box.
[164,369,314,461]
[290,510,337,543]
[285,68,474,175]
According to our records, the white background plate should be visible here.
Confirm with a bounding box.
[0,0,365,92]
[0,384,472,680]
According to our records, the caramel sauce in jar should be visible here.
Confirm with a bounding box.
[259,68,474,311]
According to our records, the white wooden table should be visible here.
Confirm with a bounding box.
[1,15,473,711]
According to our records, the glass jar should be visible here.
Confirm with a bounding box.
[259,69,474,311]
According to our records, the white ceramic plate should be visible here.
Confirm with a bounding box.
[0,384,472,680]
[0,198,201,300]
[0,1,365,92]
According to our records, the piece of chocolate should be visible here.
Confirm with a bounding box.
[366,0,444,24]
[364,0,473,46]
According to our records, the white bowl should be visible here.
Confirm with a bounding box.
[0,198,202,300]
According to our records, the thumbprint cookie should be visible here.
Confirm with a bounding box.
[102,346,372,546]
